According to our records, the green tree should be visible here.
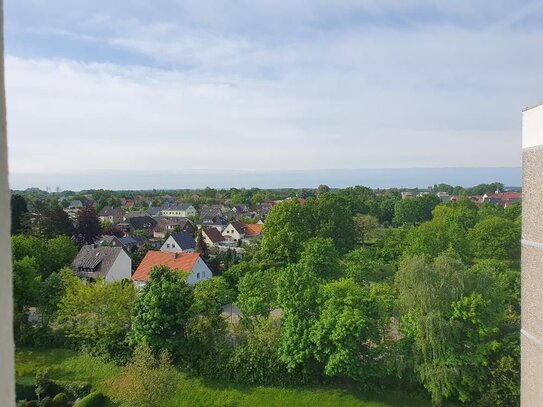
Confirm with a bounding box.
[353,214,379,245]
[404,218,469,261]
[39,268,78,327]
[393,195,440,225]
[316,184,331,196]
[468,216,520,261]
[11,194,28,235]
[195,228,209,259]
[57,279,135,362]
[276,238,339,373]
[307,194,357,253]
[310,278,379,382]
[42,235,78,278]
[260,199,313,263]
[13,256,41,311]
[396,254,507,405]
[237,270,277,317]
[131,266,194,356]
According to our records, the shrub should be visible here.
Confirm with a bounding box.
[52,393,69,407]
[49,381,92,400]
[39,397,53,407]
[27,401,39,407]
[15,377,36,401]
[74,391,105,407]
[108,344,177,407]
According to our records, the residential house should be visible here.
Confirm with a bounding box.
[202,227,225,246]
[117,216,157,234]
[98,206,125,224]
[159,204,197,218]
[132,251,212,288]
[199,205,228,229]
[160,232,196,253]
[153,217,195,239]
[72,245,132,282]
[401,191,415,199]
[436,192,451,202]
[482,191,522,207]
[222,221,263,243]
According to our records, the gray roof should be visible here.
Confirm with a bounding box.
[169,232,196,251]
[72,245,124,279]
[163,203,193,211]
[98,206,124,217]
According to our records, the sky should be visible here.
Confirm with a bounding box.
[5,1,543,189]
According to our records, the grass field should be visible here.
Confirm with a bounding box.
[15,348,430,407]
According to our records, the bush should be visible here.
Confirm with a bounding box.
[52,393,69,407]
[39,397,53,407]
[27,401,39,407]
[74,391,105,407]
[108,344,177,407]
[16,377,36,401]
[49,381,92,400]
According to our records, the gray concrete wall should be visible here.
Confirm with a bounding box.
[0,0,16,405]
[522,102,543,406]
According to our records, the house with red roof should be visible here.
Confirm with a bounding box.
[132,251,213,288]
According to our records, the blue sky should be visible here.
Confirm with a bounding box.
[5,1,543,187]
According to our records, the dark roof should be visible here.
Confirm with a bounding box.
[199,205,223,219]
[230,220,246,234]
[98,206,124,217]
[72,245,124,278]
[127,216,157,230]
[162,203,194,211]
[117,236,138,246]
[169,232,196,251]
[203,227,225,243]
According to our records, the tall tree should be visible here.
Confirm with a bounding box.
[75,206,101,245]
[195,228,209,259]
[468,216,520,261]
[11,194,28,235]
[131,266,194,356]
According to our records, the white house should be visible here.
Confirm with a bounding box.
[159,204,197,218]
[160,232,196,253]
[222,221,245,242]
[132,251,213,288]
[72,245,132,282]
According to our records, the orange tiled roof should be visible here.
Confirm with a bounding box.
[244,223,263,236]
[132,251,200,282]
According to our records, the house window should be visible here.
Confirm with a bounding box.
[166,244,170,248]
[172,243,175,248]
[197,272,200,279]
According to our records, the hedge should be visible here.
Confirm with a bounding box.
[15,377,36,402]
[74,391,106,407]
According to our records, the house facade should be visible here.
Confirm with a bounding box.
[72,245,132,282]
[159,204,197,218]
[132,251,212,288]
[160,232,196,253]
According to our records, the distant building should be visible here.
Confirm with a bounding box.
[436,192,451,202]
[98,206,125,224]
[159,204,197,218]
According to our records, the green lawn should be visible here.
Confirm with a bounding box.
[16,348,430,407]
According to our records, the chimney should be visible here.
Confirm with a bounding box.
[172,252,178,260]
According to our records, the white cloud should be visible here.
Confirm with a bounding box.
[6,1,543,178]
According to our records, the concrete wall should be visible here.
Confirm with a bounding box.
[522,102,543,406]
[0,1,16,405]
